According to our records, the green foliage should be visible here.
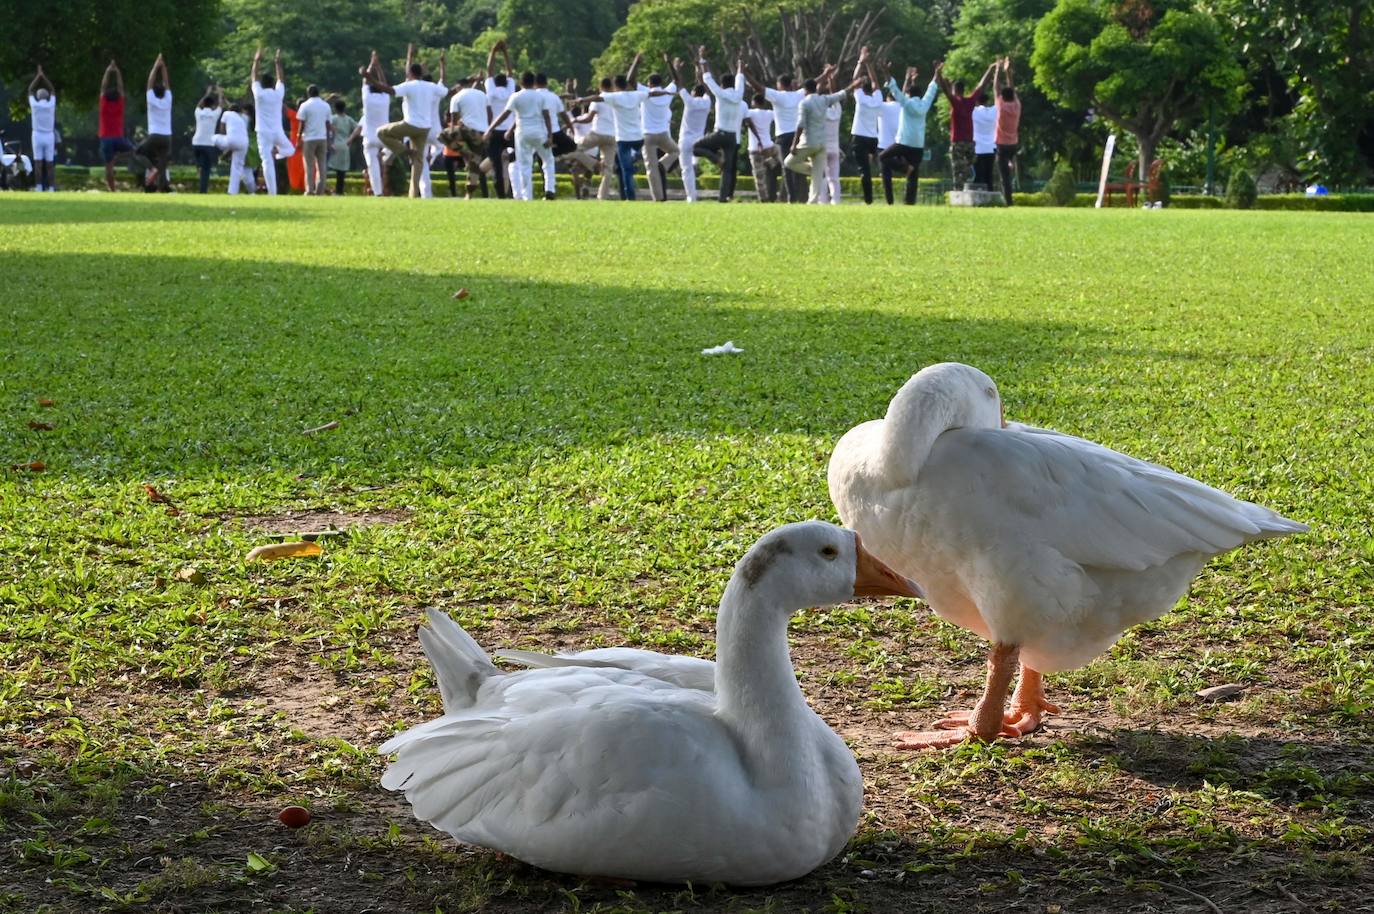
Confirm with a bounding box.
[500,0,632,83]
[0,0,221,101]
[1043,157,1077,204]
[1225,167,1258,209]
[1032,0,1245,175]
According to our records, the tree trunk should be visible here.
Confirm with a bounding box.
[1136,132,1158,182]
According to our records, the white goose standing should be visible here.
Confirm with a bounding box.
[828,363,1307,750]
[379,521,921,885]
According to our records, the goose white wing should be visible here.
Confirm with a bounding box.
[380,666,743,877]
[496,647,716,692]
[924,423,1307,572]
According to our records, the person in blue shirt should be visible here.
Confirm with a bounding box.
[877,61,941,205]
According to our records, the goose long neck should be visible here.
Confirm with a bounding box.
[881,381,961,481]
[714,578,808,730]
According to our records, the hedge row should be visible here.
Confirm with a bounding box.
[1009,191,1374,211]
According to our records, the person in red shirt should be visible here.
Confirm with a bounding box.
[98,60,135,192]
[936,61,994,192]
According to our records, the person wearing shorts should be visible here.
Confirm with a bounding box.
[98,61,135,191]
[27,67,57,192]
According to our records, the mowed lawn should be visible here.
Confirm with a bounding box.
[1,195,1371,914]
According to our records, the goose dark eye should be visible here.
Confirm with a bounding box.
[821,546,839,560]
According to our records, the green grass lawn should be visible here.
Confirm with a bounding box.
[1,195,1371,913]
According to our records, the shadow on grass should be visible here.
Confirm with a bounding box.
[1,250,1200,480]
[0,196,315,225]
[0,749,1365,914]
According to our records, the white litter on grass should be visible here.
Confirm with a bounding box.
[702,340,744,356]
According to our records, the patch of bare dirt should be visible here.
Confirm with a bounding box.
[234,507,412,536]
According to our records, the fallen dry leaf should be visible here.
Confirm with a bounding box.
[27,420,54,431]
[144,484,173,504]
[1196,683,1245,702]
[37,398,56,408]
[175,567,207,584]
[302,420,340,436]
[10,461,45,472]
[246,541,324,562]
[452,288,470,300]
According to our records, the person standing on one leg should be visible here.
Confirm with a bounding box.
[484,40,516,198]
[972,75,997,191]
[821,86,842,205]
[759,74,805,203]
[192,84,223,193]
[877,81,901,205]
[140,54,174,193]
[994,57,1022,206]
[377,60,449,199]
[849,47,883,205]
[639,70,679,201]
[360,52,394,197]
[329,99,358,195]
[251,48,295,195]
[666,55,711,204]
[214,103,257,194]
[98,61,135,192]
[694,49,746,203]
[878,61,938,205]
[535,73,576,198]
[568,79,619,200]
[935,60,993,193]
[448,77,491,198]
[297,85,332,196]
[27,68,57,192]
[577,54,658,201]
[744,96,780,202]
[485,72,557,201]
[784,67,858,204]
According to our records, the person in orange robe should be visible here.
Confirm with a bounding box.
[286,102,305,192]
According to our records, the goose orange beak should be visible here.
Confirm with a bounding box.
[853,533,924,599]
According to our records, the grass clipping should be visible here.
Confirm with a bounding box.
[246,541,323,562]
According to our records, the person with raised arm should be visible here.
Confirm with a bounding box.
[27,67,57,192]
[139,54,173,192]
[214,101,257,195]
[98,61,135,192]
[576,53,669,201]
[935,59,994,192]
[359,51,394,196]
[994,57,1022,205]
[783,65,860,204]
[566,76,619,200]
[192,82,224,194]
[693,47,746,203]
[661,54,709,204]
[639,66,679,202]
[484,71,557,201]
[377,56,450,198]
[877,61,939,205]
[756,71,805,203]
[744,92,780,202]
[483,39,516,198]
[850,47,885,205]
[446,75,492,199]
[252,48,296,195]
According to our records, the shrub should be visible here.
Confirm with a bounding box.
[1043,160,1077,206]
[1226,168,1258,209]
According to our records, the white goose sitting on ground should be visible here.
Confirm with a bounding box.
[379,521,921,885]
[828,362,1307,751]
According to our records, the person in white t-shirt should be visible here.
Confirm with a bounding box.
[192,84,223,194]
[578,54,658,201]
[694,49,747,203]
[26,67,57,192]
[484,71,556,201]
[140,54,174,193]
[376,62,452,198]
[405,45,451,198]
[972,93,998,190]
[761,74,805,203]
[296,85,333,196]
[483,39,516,198]
[640,70,679,201]
[446,77,491,198]
[821,99,842,204]
[213,103,257,195]
[251,48,295,195]
[877,88,902,205]
[566,77,618,200]
[359,52,394,196]
[849,49,883,205]
[744,97,780,202]
[666,56,711,203]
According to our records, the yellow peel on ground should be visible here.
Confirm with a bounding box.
[246,541,323,562]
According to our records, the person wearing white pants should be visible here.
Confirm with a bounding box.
[485,72,556,201]
[27,68,57,192]
[821,102,842,204]
[784,69,856,204]
[251,48,295,195]
[667,56,712,203]
[360,52,394,196]
[214,105,257,194]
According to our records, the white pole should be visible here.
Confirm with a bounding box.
[1095,134,1116,208]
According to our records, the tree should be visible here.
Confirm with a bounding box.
[199,0,411,98]
[499,0,632,83]
[0,0,222,103]
[1032,0,1245,179]
[1204,0,1373,183]
[595,0,943,85]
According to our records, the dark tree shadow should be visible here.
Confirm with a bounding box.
[0,196,317,225]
